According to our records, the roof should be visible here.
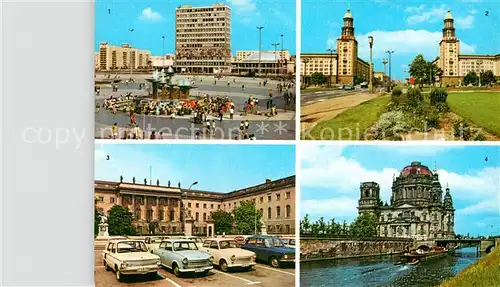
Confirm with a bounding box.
[242,52,280,62]
[400,161,433,177]
[344,9,353,19]
[444,10,453,20]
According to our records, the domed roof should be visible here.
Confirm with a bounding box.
[400,161,433,177]
[344,9,353,19]
[444,10,453,20]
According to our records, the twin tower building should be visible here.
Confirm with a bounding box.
[358,161,455,240]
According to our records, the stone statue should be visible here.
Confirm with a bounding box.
[157,179,160,186]
[178,182,181,188]
[168,180,171,187]
[144,178,147,185]
[100,214,107,224]
[133,177,136,184]
[120,175,123,183]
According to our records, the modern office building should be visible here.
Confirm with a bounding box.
[301,9,370,85]
[231,50,294,76]
[433,10,500,85]
[95,176,295,235]
[96,42,152,72]
[174,4,232,74]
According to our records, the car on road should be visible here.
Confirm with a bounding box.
[152,239,213,277]
[241,235,295,268]
[145,236,169,253]
[102,239,161,282]
[201,238,257,272]
[280,237,296,249]
[343,84,355,90]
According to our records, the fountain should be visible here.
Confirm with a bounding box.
[145,66,194,102]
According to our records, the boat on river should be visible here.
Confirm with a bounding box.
[399,246,450,264]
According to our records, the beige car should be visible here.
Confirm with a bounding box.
[145,236,169,253]
[102,239,161,282]
[201,238,256,272]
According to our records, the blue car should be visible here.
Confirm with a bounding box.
[241,235,295,268]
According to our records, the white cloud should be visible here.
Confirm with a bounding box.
[456,15,475,29]
[437,167,500,201]
[139,8,162,22]
[301,198,359,219]
[227,0,259,24]
[468,9,478,15]
[406,5,447,25]
[347,29,476,61]
[457,200,499,215]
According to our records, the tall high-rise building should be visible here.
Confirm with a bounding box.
[175,4,231,74]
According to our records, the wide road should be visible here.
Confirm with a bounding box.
[95,253,295,287]
[301,88,367,106]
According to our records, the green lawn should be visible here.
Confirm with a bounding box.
[447,92,500,137]
[440,245,500,287]
[306,95,390,140]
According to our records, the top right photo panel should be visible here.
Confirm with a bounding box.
[301,1,500,141]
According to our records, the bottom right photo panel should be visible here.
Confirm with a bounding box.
[299,144,499,287]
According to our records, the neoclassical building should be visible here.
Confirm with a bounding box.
[433,10,500,85]
[301,9,370,85]
[358,161,455,240]
[95,176,295,235]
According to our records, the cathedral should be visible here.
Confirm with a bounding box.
[358,161,455,240]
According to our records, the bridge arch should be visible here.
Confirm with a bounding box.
[485,245,495,254]
[416,245,431,251]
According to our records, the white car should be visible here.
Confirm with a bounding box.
[102,239,161,282]
[179,236,204,247]
[145,236,169,253]
[201,238,256,272]
[281,238,296,249]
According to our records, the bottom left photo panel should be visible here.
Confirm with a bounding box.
[94,143,297,287]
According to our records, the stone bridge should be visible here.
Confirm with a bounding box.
[433,238,498,253]
[300,236,413,262]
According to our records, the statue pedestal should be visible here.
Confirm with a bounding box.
[96,223,109,239]
[184,218,194,237]
[260,222,267,235]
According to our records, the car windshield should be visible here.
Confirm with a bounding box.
[149,237,164,243]
[266,238,285,247]
[117,241,148,253]
[219,240,239,249]
[173,241,198,251]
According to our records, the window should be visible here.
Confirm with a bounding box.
[256,238,266,246]
[268,195,271,202]
[110,197,115,203]
[260,197,264,203]
[203,213,207,221]
[276,194,281,201]
[159,209,164,221]
[170,210,175,222]
[203,241,210,248]
[210,241,218,249]
[188,202,192,208]
[135,208,141,220]
[276,206,281,218]
[246,238,257,244]
[268,207,272,219]
[285,192,291,199]
[211,204,214,209]
[196,203,200,208]
[196,212,200,221]
[203,203,207,208]
[97,196,104,202]
[286,205,291,218]
[218,205,221,209]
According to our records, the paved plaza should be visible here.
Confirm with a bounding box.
[95,74,296,140]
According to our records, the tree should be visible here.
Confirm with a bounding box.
[94,196,101,237]
[409,54,428,86]
[463,71,478,86]
[233,201,262,235]
[108,205,136,236]
[212,210,234,235]
[326,218,341,235]
[480,70,495,86]
[317,217,326,235]
[426,62,442,85]
[350,212,378,237]
[310,72,327,86]
[301,214,311,234]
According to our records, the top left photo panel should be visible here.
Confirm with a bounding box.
[95,0,297,140]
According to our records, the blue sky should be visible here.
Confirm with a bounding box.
[95,0,296,55]
[300,144,500,237]
[302,0,500,80]
[95,143,295,192]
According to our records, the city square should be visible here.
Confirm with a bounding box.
[95,1,296,140]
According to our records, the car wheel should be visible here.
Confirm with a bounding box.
[104,260,111,271]
[173,263,181,277]
[116,269,124,282]
[269,256,280,268]
[220,259,229,272]
[148,272,157,280]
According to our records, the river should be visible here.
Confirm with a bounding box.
[300,247,483,287]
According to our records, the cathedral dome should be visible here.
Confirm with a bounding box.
[400,161,433,177]
[344,9,353,19]
[444,10,453,20]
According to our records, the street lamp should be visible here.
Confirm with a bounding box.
[385,50,394,89]
[182,181,198,234]
[256,26,264,76]
[477,60,483,86]
[162,36,165,68]
[368,36,374,93]
[327,48,336,88]
[280,34,284,76]
[382,58,388,86]
[272,43,280,78]
[302,58,310,87]
[128,28,134,79]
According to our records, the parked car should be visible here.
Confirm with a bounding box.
[102,239,161,282]
[145,236,169,253]
[201,238,256,272]
[343,84,355,90]
[152,239,213,277]
[280,237,296,249]
[241,235,295,268]
[179,236,204,247]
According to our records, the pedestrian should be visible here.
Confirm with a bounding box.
[242,84,245,90]
[112,123,118,139]
[212,120,216,135]
[244,120,249,133]
[150,131,156,140]
[206,120,211,135]
[240,121,245,136]
[229,106,234,120]
[218,105,223,122]
[158,131,163,140]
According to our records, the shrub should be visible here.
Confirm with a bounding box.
[407,88,423,107]
[452,119,484,141]
[392,87,402,97]
[430,88,448,105]
[369,111,411,140]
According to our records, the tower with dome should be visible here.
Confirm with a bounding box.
[358,161,455,240]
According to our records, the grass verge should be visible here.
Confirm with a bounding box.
[305,95,390,140]
[447,92,500,137]
[440,246,500,287]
